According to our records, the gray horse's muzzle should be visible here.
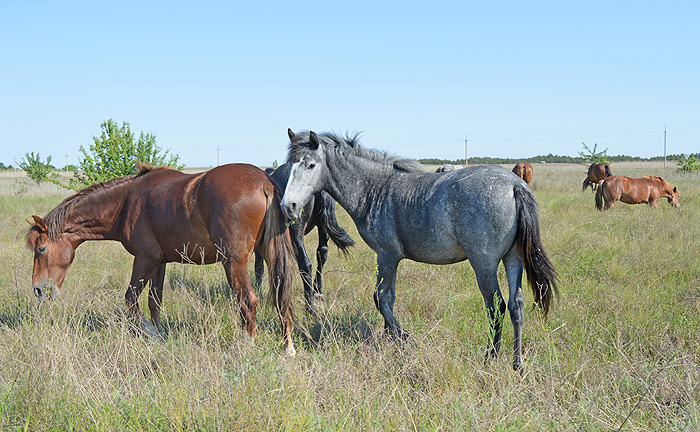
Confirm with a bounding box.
[280,200,301,221]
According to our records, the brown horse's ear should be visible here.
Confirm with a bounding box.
[31,215,48,233]
[674,187,678,193]
[288,128,296,141]
[309,131,320,150]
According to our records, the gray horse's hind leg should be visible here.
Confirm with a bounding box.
[473,263,506,364]
[373,255,406,339]
[503,248,525,371]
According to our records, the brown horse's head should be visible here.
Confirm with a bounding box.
[657,177,681,208]
[26,215,76,302]
[669,186,680,208]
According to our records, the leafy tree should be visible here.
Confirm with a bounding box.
[578,142,608,164]
[0,162,13,170]
[19,152,58,184]
[70,119,183,189]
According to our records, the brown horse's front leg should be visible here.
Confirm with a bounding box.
[126,258,160,337]
[148,264,167,332]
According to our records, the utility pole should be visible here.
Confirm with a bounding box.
[464,136,468,166]
[65,154,69,171]
[663,126,667,169]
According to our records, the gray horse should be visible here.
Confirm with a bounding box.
[280,129,558,370]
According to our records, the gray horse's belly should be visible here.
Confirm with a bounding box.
[400,230,468,264]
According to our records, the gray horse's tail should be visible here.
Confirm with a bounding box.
[514,184,559,319]
[319,192,355,253]
[594,180,606,211]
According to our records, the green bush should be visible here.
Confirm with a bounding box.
[18,152,58,184]
[68,119,184,190]
[677,154,700,173]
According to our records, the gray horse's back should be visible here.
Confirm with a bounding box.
[446,165,523,264]
[386,165,524,265]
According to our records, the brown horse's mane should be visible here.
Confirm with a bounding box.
[641,175,674,193]
[26,164,173,246]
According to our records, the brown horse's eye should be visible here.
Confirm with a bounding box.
[37,246,47,254]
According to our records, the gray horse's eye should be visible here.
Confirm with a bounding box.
[308,163,316,170]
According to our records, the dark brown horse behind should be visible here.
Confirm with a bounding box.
[26,164,297,356]
[595,175,680,211]
[582,163,612,191]
[512,162,533,185]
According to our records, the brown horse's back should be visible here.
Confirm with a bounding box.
[116,164,273,264]
[512,162,533,185]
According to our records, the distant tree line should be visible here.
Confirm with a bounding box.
[419,153,700,166]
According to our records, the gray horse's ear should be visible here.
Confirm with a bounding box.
[309,131,320,150]
[288,128,296,141]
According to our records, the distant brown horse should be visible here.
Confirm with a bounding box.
[26,164,297,356]
[595,175,680,211]
[582,163,612,191]
[512,162,534,185]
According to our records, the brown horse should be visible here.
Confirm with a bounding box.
[582,162,612,191]
[26,163,297,356]
[595,175,680,211]
[512,162,533,185]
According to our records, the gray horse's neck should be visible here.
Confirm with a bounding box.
[323,151,395,223]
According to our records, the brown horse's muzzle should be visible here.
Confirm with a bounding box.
[33,280,56,302]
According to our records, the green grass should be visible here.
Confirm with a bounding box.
[1,163,699,431]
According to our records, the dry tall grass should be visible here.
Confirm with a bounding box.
[1,163,698,431]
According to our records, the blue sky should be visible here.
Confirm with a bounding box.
[2,1,698,168]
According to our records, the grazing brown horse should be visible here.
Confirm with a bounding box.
[512,162,534,185]
[582,162,612,191]
[26,164,297,356]
[595,175,680,211]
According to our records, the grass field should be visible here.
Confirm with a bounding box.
[1,163,698,431]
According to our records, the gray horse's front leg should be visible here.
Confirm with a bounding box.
[373,256,407,339]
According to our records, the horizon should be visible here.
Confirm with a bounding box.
[2,2,698,168]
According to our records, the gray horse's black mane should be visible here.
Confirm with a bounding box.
[288,131,426,173]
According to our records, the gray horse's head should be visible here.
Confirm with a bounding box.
[280,129,328,220]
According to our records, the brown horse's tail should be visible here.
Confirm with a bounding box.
[259,183,297,355]
[604,164,612,178]
[513,184,559,319]
[595,180,606,211]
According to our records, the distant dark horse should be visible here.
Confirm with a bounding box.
[582,163,612,191]
[26,164,297,356]
[595,175,680,210]
[280,129,558,370]
[255,162,355,313]
[435,164,462,173]
[512,162,534,185]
